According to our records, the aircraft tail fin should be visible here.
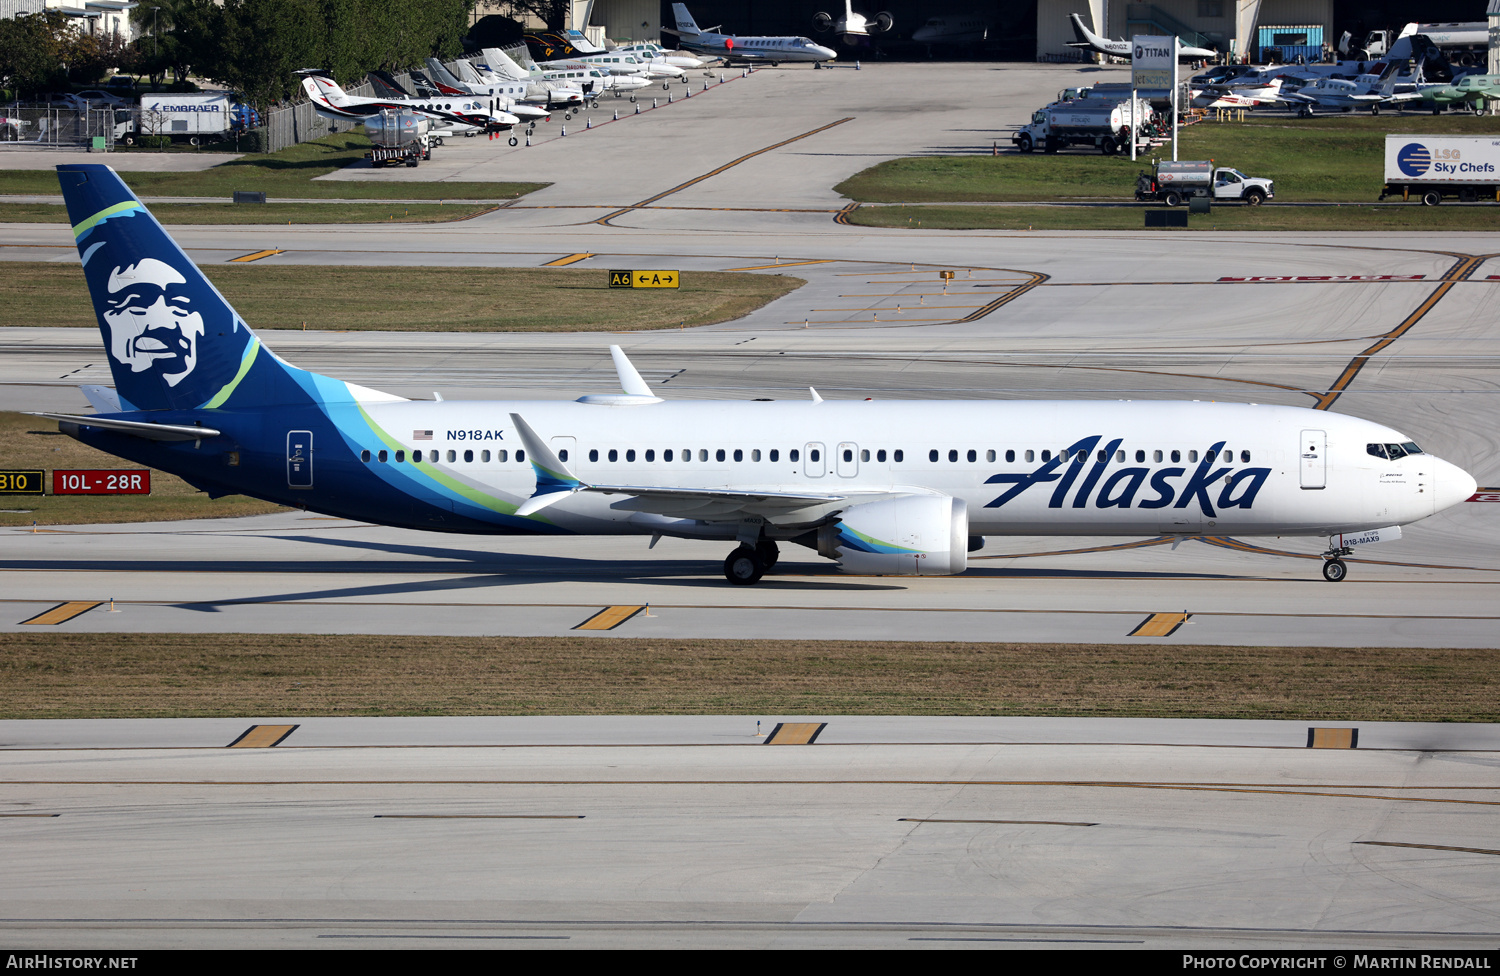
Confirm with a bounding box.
[57,164,278,412]
[671,3,702,35]
[482,47,528,80]
[407,70,444,98]
[423,58,470,94]
[57,165,404,414]
[451,59,485,85]
[1068,12,1105,47]
[367,70,412,98]
[297,70,350,107]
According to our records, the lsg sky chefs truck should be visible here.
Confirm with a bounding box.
[1380,135,1500,205]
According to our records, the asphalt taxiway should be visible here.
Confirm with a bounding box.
[2,715,1498,949]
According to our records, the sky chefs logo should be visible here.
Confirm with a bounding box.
[1397,142,1431,177]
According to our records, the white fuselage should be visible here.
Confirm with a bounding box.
[356,398,1473,541]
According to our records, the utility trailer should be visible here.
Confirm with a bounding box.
[1379,135,1500,205]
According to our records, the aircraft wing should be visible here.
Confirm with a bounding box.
[507,410,891,522]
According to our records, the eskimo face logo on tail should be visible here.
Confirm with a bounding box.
[983,435,1272,517]
[102,258,204,387]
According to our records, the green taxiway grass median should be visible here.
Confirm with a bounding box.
[0,262,803,333]
[0,132,546,202]
[0,201,501,224]
[0,634,1494,722]
[837,114,1500,230]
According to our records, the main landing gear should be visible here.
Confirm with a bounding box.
[723,541,780,585]
[1321,544,1352,582]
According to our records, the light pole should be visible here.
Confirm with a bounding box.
[151,6,159,60]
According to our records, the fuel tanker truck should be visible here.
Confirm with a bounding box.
[364,109,431,168]
[1012,97,1155,155]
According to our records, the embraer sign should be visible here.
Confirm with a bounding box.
[1131,34,1175,91]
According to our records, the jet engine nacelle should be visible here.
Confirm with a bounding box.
[818,494,968,576]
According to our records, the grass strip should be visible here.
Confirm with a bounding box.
[846,202,1500,231]
[0,262,804,332]
[0,202,498,224]
[835,115,1500,204]
[0,132,547,201]
[0,411,286,526]
[0,634,1493,721]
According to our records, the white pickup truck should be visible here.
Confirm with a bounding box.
[1135,160,1276,206]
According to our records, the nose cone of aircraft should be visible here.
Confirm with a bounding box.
[1432,456,1479,514]
[814,45,839,60]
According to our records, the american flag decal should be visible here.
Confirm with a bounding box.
[413,430,433,440]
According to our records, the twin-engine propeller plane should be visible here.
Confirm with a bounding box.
[37,165,1478,585]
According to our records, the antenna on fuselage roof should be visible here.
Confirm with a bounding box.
[809,387,824,403]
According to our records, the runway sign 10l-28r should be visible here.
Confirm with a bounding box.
[0,470,44,494]
[53,470,151,494]
[609,270,680,288]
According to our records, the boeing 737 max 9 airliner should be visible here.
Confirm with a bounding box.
[38,165,1477,585]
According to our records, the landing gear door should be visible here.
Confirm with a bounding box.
[287,430,313,488]
[1300,429,1326,489]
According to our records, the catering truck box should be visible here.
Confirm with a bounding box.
[1380,135,1500,205]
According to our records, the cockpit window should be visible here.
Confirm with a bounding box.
[1370,442,1422,459]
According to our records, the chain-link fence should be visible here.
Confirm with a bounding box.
[0,106,118,150]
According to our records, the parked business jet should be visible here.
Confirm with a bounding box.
[297,70,520,132]
[40,166,1478,585]
[1067,13,1216,61]
[667,4,838,65]
[911,15,990,47]
[812,0,894,44]
[477,48,589,110]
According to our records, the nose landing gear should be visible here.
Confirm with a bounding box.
[1321,543,1353,582]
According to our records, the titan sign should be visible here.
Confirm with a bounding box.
[1131,34,1175,91]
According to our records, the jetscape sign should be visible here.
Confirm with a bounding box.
[1131,34,1174,91]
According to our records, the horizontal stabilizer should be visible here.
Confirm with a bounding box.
[29,412,221,442]
[78,384,121,413]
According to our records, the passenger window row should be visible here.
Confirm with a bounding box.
[359,445,1253,466]
[571,447,1254,464]
[360,448,528,464]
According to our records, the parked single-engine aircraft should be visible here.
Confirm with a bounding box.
[41,166,1478,585]
[297,70,519,132]
[1067,13,1216,61]
[667,4,838,64]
